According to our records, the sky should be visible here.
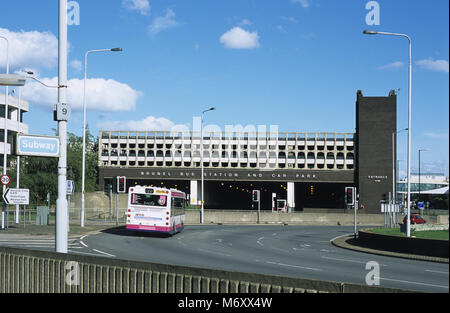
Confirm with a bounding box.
[0,0,449,177]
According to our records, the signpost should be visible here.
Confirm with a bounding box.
[16,134,60,157]
[1,175,10,186]
[1,175,10,229]
[3,188,30,205]
[67,180,75,195]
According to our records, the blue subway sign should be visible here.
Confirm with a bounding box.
[16,134,60,157]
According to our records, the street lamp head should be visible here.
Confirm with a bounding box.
[0,74,26,86]
[363,30,378,35]
[111,48,123,52]
[210,107,216,111]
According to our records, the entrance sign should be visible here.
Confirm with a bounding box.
[16,134,60,157]
[3,188,30,205]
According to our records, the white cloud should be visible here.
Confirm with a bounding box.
[424,131,449,139]
[219,27,260,49]
[238,19,253,27]
[416,58,449,73]
[276,25,287,33]
[148,8,179,35]
[281,16,299,24]
[377,61,404,70]
[122,0,151,15]
[0,28,58,71]
[20,77,142,112]
[291,0,311,8]
[97,115,175,131]
[70,59,83,72]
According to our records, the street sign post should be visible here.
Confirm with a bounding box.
[67,180,75,195]
[3,188,30,205]
[1,175,10,186]
[16,134,60,157]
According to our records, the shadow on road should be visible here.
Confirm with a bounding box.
[100,226,171,238]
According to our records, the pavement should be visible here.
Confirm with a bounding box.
[0,222,112,237]
[331,234,449,264]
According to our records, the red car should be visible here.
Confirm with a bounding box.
[403,214,426,225]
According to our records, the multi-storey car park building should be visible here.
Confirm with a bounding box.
[99,90,397,214]
[0,92,29,165]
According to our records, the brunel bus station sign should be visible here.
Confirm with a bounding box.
[102,168,355,183]
[16,134,60,158]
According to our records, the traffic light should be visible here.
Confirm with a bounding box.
[252,190,260,202]
[118,176,127,193]
[104,183,112,196]
[345,187,355,205]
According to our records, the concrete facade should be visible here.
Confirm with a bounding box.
[0,92,29,157]
[97,90,397,214]
[356,90,397,214]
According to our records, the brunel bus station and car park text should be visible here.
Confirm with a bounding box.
[100,91,397,214]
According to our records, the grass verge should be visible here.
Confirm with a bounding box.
[370,227,449,240]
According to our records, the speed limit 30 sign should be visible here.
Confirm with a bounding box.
[1,175,10,186]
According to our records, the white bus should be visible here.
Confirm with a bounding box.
[126,186,186,235]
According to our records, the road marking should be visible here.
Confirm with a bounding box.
[69,250,114,257]
[376,276,449,290]
[196,248,231,257]
[92,249,116,257]
[321,255,387,267]
[80,241,88,248]
[257,237,264,246]
[329,233,354,243]
[80,235,87,240]
[266,261,321,272]
[425,270,449,275]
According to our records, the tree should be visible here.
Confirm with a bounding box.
[8,126,99,207]
[10,156,59,206]
[67,125,99,193]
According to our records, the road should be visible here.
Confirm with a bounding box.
[1,225,448,292]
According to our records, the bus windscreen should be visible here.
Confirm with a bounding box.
[131,193,167,207]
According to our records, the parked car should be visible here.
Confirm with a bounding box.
[403,214,426,225]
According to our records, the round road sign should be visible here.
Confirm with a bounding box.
[1,175,10,186]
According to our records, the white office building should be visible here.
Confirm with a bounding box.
[0,92,29,163]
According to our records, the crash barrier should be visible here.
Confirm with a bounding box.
[0,246,411,293]
[358,229,449,259]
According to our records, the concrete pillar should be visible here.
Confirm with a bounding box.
[190,180,199,206]
[287,182,295,212]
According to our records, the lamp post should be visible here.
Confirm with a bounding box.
[392,128,408,205]
[200,107,215,224]
[10,88,21,224]
[0,35,9,230]
[363,30,413,237]
[418,148,429,203]
[81,48,122,228]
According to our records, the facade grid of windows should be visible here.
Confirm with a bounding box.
[99,131,355,171]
